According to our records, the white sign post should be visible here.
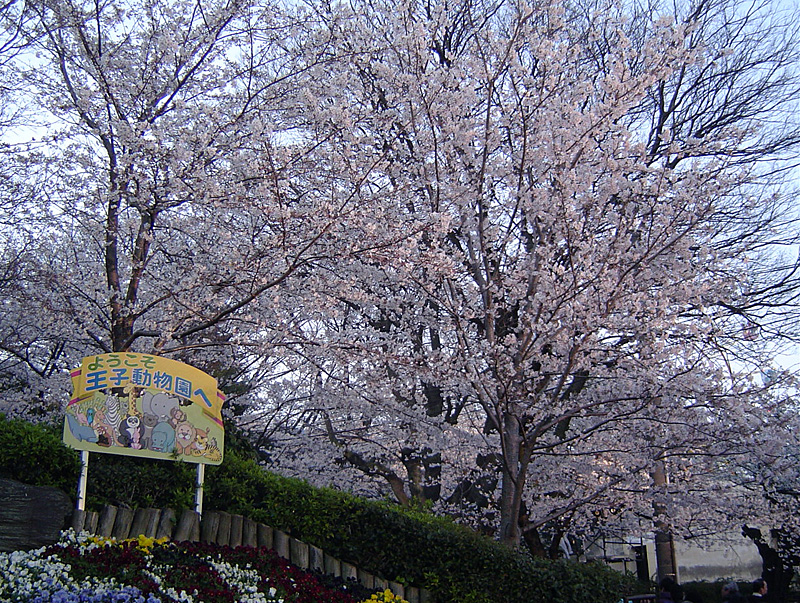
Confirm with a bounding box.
[195,463,205,516]
[77,450,89,512]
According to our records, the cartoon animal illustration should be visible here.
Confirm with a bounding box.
[174,421,196,455]
[141,413,158,449]
[104,394,122,428]
[95,424,112,447]
[130,426,142,449]
[66,413,98,443]
[126,393,140,419]
[168,407,186,429]
[141,391,180,423]
[93,409,119,446]
[118,415,144,448]
[149,422,176,453]
[188,428,222,462]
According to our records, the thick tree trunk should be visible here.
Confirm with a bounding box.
[653,460,677,582]
[743,526,795,603]
[498,413,526,548]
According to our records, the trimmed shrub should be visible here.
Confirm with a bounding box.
[86,453,195,511]
[205,450,641,603]
[0,414,81,495]
[0,413,194,510]
[2,416,640,603]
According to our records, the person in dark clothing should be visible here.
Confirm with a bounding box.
[683,587,703,603]
[659,577,684,603]
[722,582,746,603]
[748,579,768,603]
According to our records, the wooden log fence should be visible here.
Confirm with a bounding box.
[72,506,432,603]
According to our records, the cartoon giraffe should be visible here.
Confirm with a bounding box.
[125,387,142,418]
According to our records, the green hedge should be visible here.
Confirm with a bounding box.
[0,414,81,494]
[0,414,194,510]
[204,450,640,603]
[1,414,639,603]
[87,453,195,510]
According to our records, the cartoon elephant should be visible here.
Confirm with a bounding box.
[140,391,179,422]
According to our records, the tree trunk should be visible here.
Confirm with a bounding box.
[743,526,795,603]
[498,413,526,548]
[653,460,677,582]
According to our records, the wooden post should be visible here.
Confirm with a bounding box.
[243,518,258,547]
[97,505,118,537]
[389,582,406,599]
[129,508,150,538]
[274,530,290,559]
[86,510,99,535]
[257,523,273,549]
[156,508,176,539]
[357,568,375,589]
[342,562,358,582]
[174,509,200,542]
[309,545,324,572]
[216,511,232,546]
[290,538,310,569]
[230,514,244,547]
[112,507,135,539]
[144,509,161,538]
[71,509,86,532]
[201,510,221,543]
[324,553,341,577]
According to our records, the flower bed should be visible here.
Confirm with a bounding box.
[0,531,407,603]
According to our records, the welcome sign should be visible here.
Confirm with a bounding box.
[63,353,225,465]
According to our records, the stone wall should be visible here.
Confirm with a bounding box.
[0,478,72,553]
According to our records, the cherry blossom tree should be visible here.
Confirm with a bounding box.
[0,0,415,414]
[2,0,800,565]
[252,0,800,554]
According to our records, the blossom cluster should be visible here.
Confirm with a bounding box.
[0,531,403,603]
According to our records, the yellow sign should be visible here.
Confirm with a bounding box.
[63,353,225,465]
